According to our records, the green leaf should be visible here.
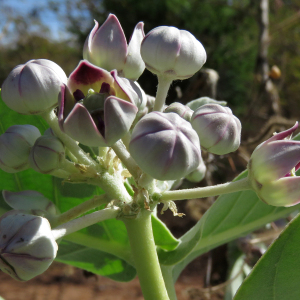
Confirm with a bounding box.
[0,89,48,133]
[56,239,136,282]
[152,215,179,251]
[234,212,300,300]
[158,171,300,282]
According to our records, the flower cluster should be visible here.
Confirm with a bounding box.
[0,13,297,283]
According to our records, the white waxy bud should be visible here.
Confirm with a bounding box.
[29,135,65,174]
[164,102,193,122]
[141,26,206,80]
[191,104,241,155]
[185,160,206,182]
[129,112,201,180]
[186,97,227,111]
[1,59,67,115]
[0,125,41,173]
[0,211,58,281]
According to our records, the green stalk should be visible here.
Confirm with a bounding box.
[52,194,110,226]
[52,207,119,240]
[161,265,178,300]
[153,76,173,112]
[159,177,251,201]
[122,209,170,300]
[111,140,140,178]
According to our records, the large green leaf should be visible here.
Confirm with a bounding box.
[56,240,136,282]
[234,212,300,300]
[158,171,300,284]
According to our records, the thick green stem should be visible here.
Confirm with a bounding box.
[159,177,251,201]
[122,210,170,300]
[41,109,96,167]
[153,76,173,112]
[52,194,110,226]
[96,171,132,203]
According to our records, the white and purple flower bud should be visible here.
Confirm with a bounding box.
[83,14,145,80]
[0,125,41,173]
[58,61,140,147]
[29,135,65,174]
[191,104,241,155]
[141,26,206,80]
[185,159,206,183]
[0,211,57,281]
[248,123,300,206]
[1,59,67,115]
[129,112,201,180]
[164,102,193,122]
[2,190,59,218]
[186,97,227,111]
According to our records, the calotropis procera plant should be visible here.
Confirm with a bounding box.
[0,13,300,300]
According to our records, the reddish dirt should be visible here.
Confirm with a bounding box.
[0,254,225,300]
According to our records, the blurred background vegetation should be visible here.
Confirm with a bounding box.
[1,0,300,124]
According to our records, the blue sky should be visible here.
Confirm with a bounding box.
[1,0,69,41]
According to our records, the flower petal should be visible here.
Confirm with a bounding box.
[58,84,76,132]
[83,20,99,62]
[104,96,138,145]
[63,103,107,147]
[111,70,145,109]
[68,60,114,96]
[260,176,300,207]
[122,22,145,80]
[266,122,298,143]
[251,139,300,183]
[87,14,127,72]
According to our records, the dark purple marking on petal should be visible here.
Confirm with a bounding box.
[100,82,110,94]
[91,111,105,138]
[70,61,107,85]
[73,89,85,102]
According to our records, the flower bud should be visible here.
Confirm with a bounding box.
[129,112,201,180]
[191,104,241,155]
[248,123,300,206]
[186,97,227,111]
[141,26,206,80]
[164,102,193,122]
[0,211,58,281]
[29,135,65,174]
[185,160,206,182]
[1,59,67,115]
[3,190,59,218]
[0,125,41,173]
[83,14,145,80]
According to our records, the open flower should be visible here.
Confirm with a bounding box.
[83,14,145,80]
[58,60,145,147]
[248,123,300,206]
